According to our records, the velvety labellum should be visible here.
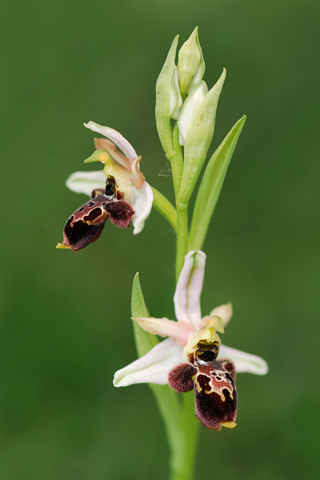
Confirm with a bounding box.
[168,347,237,430]
[62,182,135,251]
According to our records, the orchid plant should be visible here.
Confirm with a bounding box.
[57,27,268,480]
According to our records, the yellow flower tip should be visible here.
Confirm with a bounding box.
[207,317,214,327]
[56,242,72,250]
[222,421,237,429]
[83,150,112,165]
[98,152,111,164]
[212,315,225,334]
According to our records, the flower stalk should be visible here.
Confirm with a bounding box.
[122,29,265,480]
[175,201,189,281]
[152,187,177,232]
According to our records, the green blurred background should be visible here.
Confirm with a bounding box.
[1,0,319,478]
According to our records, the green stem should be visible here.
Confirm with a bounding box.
[168,393,199,480]
[171,124,184,195]
[153,52,201,474]
[175,201,189,282]
[182,393,200,476]
[156,133,199,477]
[166,152,183,200]
[152,187,177,232]
[150,385,186,479]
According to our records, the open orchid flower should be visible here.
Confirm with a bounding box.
[114,250,268,430]
[57,122,153,251]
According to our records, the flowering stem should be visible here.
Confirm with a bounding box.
[152,187,177,232]
[171,124,184,193]
[175,201,189,282]
[166,149,183,200]
[182,393,200,473]
[167,393,199,480]
[167,118,198,478]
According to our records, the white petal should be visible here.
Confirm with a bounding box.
[133,317,193,346]
[219,344,268,375]
[84,121,137,161]
[113,338,184,387]
[66,170,106,196]
[209,303,233,327]
[174,250,206,329]
[131,181,153,235]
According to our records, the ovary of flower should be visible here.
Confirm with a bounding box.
[113,250,268,388]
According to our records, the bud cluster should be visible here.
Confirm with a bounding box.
[156,27,227,205]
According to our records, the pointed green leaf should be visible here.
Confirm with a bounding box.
[131,274,183,470]
[131,273,158,357]
[189,115,246,250]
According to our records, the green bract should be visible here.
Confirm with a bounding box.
[155,36,182,154]
[131,273,157,356]
[177,69,226,206]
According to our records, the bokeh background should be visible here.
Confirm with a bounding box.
[1,0,319,478]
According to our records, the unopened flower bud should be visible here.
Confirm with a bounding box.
[178,69,227,205]
[156,36,183,121]
[177,81,208,145]
[156,36,183,153]
[177,27,205,96]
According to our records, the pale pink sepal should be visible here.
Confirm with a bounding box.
[219,344,268,375]
[66,170,106,196]
[133,317,194,346]
[94,137,132,171]
[131,156,145,189]
[85,121,146,190]
[174,250,206,330]
[84,121,138,160]
[131,181,153,235]
[113,338,184,387]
